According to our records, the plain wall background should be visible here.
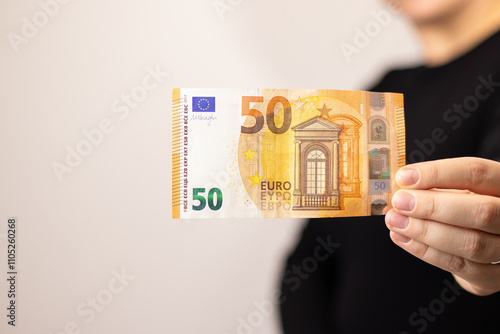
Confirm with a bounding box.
[0,1,420,333]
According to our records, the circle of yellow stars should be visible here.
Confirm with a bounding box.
[197,98,211,111]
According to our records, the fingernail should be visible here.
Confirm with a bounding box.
[386,211,409,230]
[392,191,415,212]
[396,168,419,186]
[391,232,411,244]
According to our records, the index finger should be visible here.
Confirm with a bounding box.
[396,157,500,197]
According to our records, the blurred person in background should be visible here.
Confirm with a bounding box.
[280,0,500,333]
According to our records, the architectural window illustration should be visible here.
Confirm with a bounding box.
[336,115,362,197]
[291,117,343,210]
[372,154,387,175]
[369,148,390,179]
[341,141,349,179]
[306,149,327,195]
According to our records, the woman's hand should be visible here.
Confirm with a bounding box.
[385,157,500,296]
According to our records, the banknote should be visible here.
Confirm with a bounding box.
[172,88,405,219]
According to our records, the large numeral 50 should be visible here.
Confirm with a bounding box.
[192,188,223,211]
[241,96,292,134]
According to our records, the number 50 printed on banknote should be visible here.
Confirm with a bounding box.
[172,88,405,219]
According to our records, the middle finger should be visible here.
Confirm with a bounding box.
[391,189,500,234]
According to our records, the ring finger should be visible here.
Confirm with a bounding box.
[385,209,500,264]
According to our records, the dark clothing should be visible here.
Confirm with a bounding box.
[280,30,500,334]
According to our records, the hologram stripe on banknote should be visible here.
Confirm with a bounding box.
[172,88,405,219]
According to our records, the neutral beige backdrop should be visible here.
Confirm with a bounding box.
[0,1,419,333]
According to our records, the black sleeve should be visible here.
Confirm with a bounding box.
[279,220,338,334]
[477,84,500,162]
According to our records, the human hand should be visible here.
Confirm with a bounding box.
[385,157,500,296]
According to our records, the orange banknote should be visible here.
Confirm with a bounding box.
[172,88,405,219]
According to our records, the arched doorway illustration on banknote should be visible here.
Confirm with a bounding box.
[291,116,343,210]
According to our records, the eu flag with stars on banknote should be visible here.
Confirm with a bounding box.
[192,96,216,112]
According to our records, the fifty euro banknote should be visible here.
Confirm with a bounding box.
[172,88,405,219]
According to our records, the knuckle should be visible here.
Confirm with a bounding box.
[413,218,431,241]
[426,163,441,187]
[446,255,467,273]
[473,199,498,230]
[468,159,488,187]
[461,230,486,260]
[419,194,438,218]
[414,242,430,259]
